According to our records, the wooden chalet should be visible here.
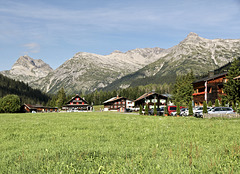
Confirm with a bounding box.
[103,96,134,111]
[62,94,92,111]
[192,72,227,106]
[134,91,168,110]
[23,104,58,113]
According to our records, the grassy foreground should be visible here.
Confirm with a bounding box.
[1,112,240,173]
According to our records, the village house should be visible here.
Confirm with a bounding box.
[103,96,134,111]
[22,104,58,113]
[62,94,92,111]
[192,71,227,106]
[134,91,168,110]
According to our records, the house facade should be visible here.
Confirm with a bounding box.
[22,104,58,113]
[62,94,92,111]
[134,91,168,110]
[192,72,227,106]
[103,96,133,111]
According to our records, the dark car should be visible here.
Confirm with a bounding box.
[149,107,164,115]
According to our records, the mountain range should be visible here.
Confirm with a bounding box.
[1,32,240,95]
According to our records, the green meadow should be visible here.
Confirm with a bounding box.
[1,112,240,173]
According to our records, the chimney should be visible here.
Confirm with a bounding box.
[208,70,214,78]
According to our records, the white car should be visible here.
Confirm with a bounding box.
[208,107,235,114]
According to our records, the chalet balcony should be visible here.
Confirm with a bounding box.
[192,92,205,96]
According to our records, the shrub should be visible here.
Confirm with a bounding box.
[215,99,220,107]
[188,101,193,116]
[145,104,149,115]
[176,102,180,116]
[139,104,143,115]
[0,94,21,113]
[203,101,208,114]
[208,101,212,107]
[164,105,168,115]
[153,103,157,115]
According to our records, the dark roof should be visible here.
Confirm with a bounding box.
[24,104,58,109]
[193,72,227,84]
[134,91,168,102]
[103,96,129,104]
[66,94,88,104]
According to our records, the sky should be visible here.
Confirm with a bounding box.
[0,0,240,71]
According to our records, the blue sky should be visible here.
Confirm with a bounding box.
[0,0,240,71]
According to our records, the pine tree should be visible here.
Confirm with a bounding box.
[224,58,240,104]
[153,103,157,116]
[203,101,208,114]
[215,99,220,107]
[176,102,180,116]
[173,71,195,106]
[139,104,143,115]
[56,88,66,109]
[145,104,149,115]
[164,105,168,116]
[208,101,212,107]
[188,101,193,116]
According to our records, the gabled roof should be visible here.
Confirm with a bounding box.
[103,96,129,104]
[134,91,168,102]
[24,104,57,109]
[193,72,227,84]
[66,94,88,104]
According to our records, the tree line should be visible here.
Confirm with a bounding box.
[0,74,50,105]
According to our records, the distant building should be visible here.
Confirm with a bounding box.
[22,104,58,113]
[192,72,227,106]
[134,91,168,110]
[62,94,92,111]
[103,96,134,111]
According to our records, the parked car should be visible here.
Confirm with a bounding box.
[194,107,212,118]
[168,106,185,116]
[208,107,235,114]
[149,107,164,115]
[170,108,187,116]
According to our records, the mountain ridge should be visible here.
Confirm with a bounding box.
[1,32,240,94]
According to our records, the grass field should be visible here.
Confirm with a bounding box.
[1,112,240,173]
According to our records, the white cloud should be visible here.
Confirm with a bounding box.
[22,43,40,54]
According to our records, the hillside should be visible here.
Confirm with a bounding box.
[1,55,53,83]
[0,74,50,104]
[1,32,240,95]
[102,33,240,91]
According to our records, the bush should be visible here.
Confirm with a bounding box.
[153,103,157,115]
[203,101,208,114]
[139,104,143,115]
[164,105,168,115]
[188,101,193,116]
[215,99,220,107]
[0,94,21,113]
[208,101,212,107]
[176,102,180,116]
[145,104,149,115]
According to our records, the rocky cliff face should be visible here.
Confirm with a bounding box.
[102,32,240,91]
[31,48,165,94]
[1,32,240,94]
[1,55,53,83]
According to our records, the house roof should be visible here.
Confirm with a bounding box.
[66,94,88,104]
[103,96,129,104]
[234,75,240,80]
[24,104,58,109]
[134,91,168,102]
[193,72,227,84]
